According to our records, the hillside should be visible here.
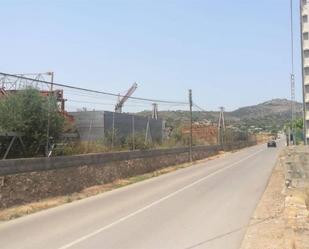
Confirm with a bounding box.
[231,99,302,119]
[230,99,302,131]
[138,98,302,132]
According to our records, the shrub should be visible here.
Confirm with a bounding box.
[0,88,64,157]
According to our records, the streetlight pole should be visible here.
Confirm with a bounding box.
[189,89,193,162]
[290,0,296,145]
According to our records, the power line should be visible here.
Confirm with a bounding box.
[58,91,189,109]
[0,72,188,105]
[193,103,207,112]
[69,99,160,108]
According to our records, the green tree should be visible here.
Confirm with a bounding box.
[285,118,303,132]
[294,118,303,129]
[0,88,64,157]
[284,118,304,145]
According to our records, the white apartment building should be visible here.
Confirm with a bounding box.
[301,0,309,143]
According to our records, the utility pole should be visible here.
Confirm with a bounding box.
[45,71,54,157]
[47,71,54,91]
[112,112,115,148]
[132,115,135,150]
[152,103,158,120]
[218,107,226,147]
[145,117,152,144]
[189,89,193,162]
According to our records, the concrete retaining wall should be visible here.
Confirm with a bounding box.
[0,142,255,209]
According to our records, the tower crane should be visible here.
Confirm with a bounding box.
[115,82,138,113]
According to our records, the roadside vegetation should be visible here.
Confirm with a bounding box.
[53,129,197,156]
[0,88,256,158]
[284,118,304,145]
[0,88,64,157]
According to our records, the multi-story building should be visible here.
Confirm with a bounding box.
[301,0,309,144]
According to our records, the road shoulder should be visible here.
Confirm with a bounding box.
[240,147,309,249]
[240,150,285,249]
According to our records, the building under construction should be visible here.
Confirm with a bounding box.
[301,0,309,144]
[0,72,67,114]
[0,73,165,147]
[70,111,164,144]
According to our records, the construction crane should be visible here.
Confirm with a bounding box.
[115,82,138,113]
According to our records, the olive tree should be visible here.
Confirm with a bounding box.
[0,88,64,157]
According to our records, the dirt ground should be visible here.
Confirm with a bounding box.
[241,147,309,249]
[240,155,286,249]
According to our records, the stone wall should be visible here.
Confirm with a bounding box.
[0,142,255,209]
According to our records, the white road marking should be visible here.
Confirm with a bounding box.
[57,148,265,249]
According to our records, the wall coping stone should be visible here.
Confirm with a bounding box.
[0,145,225,176]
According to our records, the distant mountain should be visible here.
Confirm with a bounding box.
[228,98,302,131]
[137,98,302,132]
[231,99,302,119]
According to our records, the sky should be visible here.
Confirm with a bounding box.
[0,0,303,111]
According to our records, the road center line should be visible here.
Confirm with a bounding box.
[57,148,265,249]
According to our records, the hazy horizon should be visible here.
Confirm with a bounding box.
[0,0,303,111]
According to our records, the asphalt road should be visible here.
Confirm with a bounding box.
[0,141,283,249]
